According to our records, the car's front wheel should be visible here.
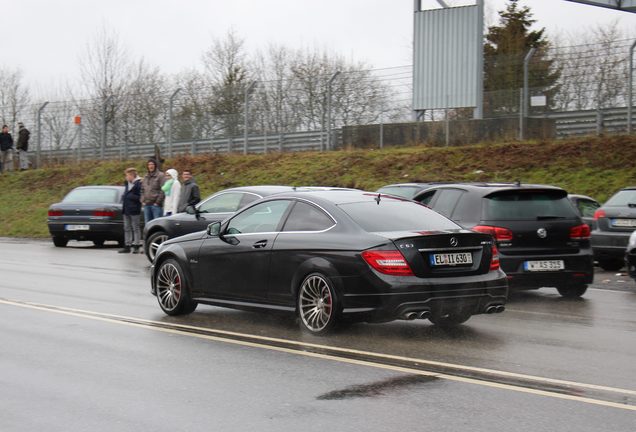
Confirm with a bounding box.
[557,284,588,298]
[145,231,169,262]
[598,259,624,272]
[155,259,198,316]
[52,236,68,247]
[297,273,340,335]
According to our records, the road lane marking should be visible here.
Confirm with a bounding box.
[1,297,635,412]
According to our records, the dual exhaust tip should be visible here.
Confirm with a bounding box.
[485,305,505,314]
[403,310,431,320]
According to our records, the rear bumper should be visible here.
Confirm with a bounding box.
[592,231,631,260]
[499,250,594,289]
[48,221,123,241]
[340,270,508,322]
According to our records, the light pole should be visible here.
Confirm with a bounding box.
[36,101,49,168]
[326,71,340,150]
[521,47,536,140]
[168,88,182,157]
[243,81,258,155]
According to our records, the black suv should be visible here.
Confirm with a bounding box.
[591,187,636,271]
[381,183,594,297]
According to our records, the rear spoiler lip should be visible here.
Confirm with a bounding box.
[371,229,488,241]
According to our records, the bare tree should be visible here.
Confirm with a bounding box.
[0,67,31,132]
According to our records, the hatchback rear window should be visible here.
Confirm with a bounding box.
[339,200,459,232]
[483,190,577,220]
[63,188,119,203]
[377,186,423,199]
[604,190,636,207]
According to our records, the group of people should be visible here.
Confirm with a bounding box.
[119,158,201,254]
[0,123,31,173]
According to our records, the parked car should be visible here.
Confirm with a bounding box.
[627,231,636,283]
[376,182,443,200]
[48,186,128,248]
[150,190,508,333]
[568,194,601,230]
[591,187,636,271]
[381,182,594,297]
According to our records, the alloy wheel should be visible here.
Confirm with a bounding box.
[149,233,169,261]
[299,275,334,333]
[156,262,182,311]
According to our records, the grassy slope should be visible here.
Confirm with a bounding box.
[1,135,635,238]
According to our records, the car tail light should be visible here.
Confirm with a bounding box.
[48,210,63,217]
[490,244,500,271]
[570,224,591,240]
[361,250,414,276]
[472,225,514,242]
[593,209,606,220]
[93,209,115,218]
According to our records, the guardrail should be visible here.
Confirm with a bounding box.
[532,107,634,137]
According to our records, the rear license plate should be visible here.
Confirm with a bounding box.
[611,218,636,228]
[65,225,90,231]
[524,260,565,272]
[430,252,473,266]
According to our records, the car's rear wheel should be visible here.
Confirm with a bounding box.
[52,236,68,247]
[297,273,340,335]
[155,259,198,316]
[429,310,472,327]
[598,259,624,272]
[145,231,169,262]
[557,284,588,298]
[93,239,105,248]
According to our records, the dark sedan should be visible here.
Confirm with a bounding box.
[150,190,508,334]
[143,186,301,261]
[48,186,127,247]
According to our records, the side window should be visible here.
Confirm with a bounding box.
[418,191,437,206]
[239,193,260,209]
[283,201,335,232]
[577,199,600,218]
[432,189,464,218]
[226,200,292,235]
[199,193,244,213]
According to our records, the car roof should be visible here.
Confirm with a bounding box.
[72,185,124,190]
[218,185,296,196]
[568,194,598,202]
[379,182,449,189]
[268,189,410,205]
[404,182,566,196]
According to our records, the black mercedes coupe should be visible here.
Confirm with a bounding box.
[151,190,508,334]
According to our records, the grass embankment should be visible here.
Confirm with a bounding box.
[1,135,635,238]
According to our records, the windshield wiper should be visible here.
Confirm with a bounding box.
[536,215,567,220]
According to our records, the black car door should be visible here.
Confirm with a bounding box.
[197,199,293,302]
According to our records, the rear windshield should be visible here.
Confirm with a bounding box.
[483,190,578,220]
[63,188,119,204]
[376,186,422,199]
[339,200,459,232]
[604,190,636,207]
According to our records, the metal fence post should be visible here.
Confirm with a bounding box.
[77,120,82,163]
[518,88,523,140]
[379,121,384,149]
[243,81,257,155]
[628,40,636,134]
[522,48,536,141]
[327,71,341,150]
[168,88,181,157]
[36,102,49,168]
[101,96,113,159]
[596,109,604,136]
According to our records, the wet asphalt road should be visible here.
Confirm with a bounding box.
[1,238,635,431]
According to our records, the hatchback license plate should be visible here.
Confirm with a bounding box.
[430,252,473,266]
[65,225,90,231]
[524,260,565,272]
[611,218,636,228]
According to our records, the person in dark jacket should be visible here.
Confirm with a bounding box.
[177,169,201,213]
[140,158,166,222]
[0,125,14,173]
[16,122,30,171]
[120,168,143,254]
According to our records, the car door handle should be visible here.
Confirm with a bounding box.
[252,240,268,249]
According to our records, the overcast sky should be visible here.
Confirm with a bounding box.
[1,0,635,95]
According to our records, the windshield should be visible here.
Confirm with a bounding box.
[376,186,423,199]
[604,190,636,207]
[63,188,119,204]
[339,200,459,232]
[483,190,577,220]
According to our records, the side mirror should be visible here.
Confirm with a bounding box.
[185,205,198,215]
[206,221,221,237]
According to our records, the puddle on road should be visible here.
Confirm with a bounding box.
[317,374,438,400]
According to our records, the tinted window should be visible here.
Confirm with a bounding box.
[227,200,291,234]
[283,201,334,232]
[377,186,422,199]
[63,188,119,203]
[431,189,464,217]
[577,199,600,218]
[605,190,636,207]
[418,191,437,206]
[199,192,245,213]
[484,190,578,220]
[339,201,459,232]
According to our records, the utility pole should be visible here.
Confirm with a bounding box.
[521,48,536,141]
[36,102,49,168]
[326,71,340,150]
[243,81,258,155]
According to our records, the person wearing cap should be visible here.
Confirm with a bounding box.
[0,125,14,173]
[16,122,30,171]
[140,158,166,222]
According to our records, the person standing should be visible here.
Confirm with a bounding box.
[120,168,143,254]
[16,122,30,171]
[140,158,165,222]
[162,168,181,216]
[177,169,201,213]
[0,125,14,173]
